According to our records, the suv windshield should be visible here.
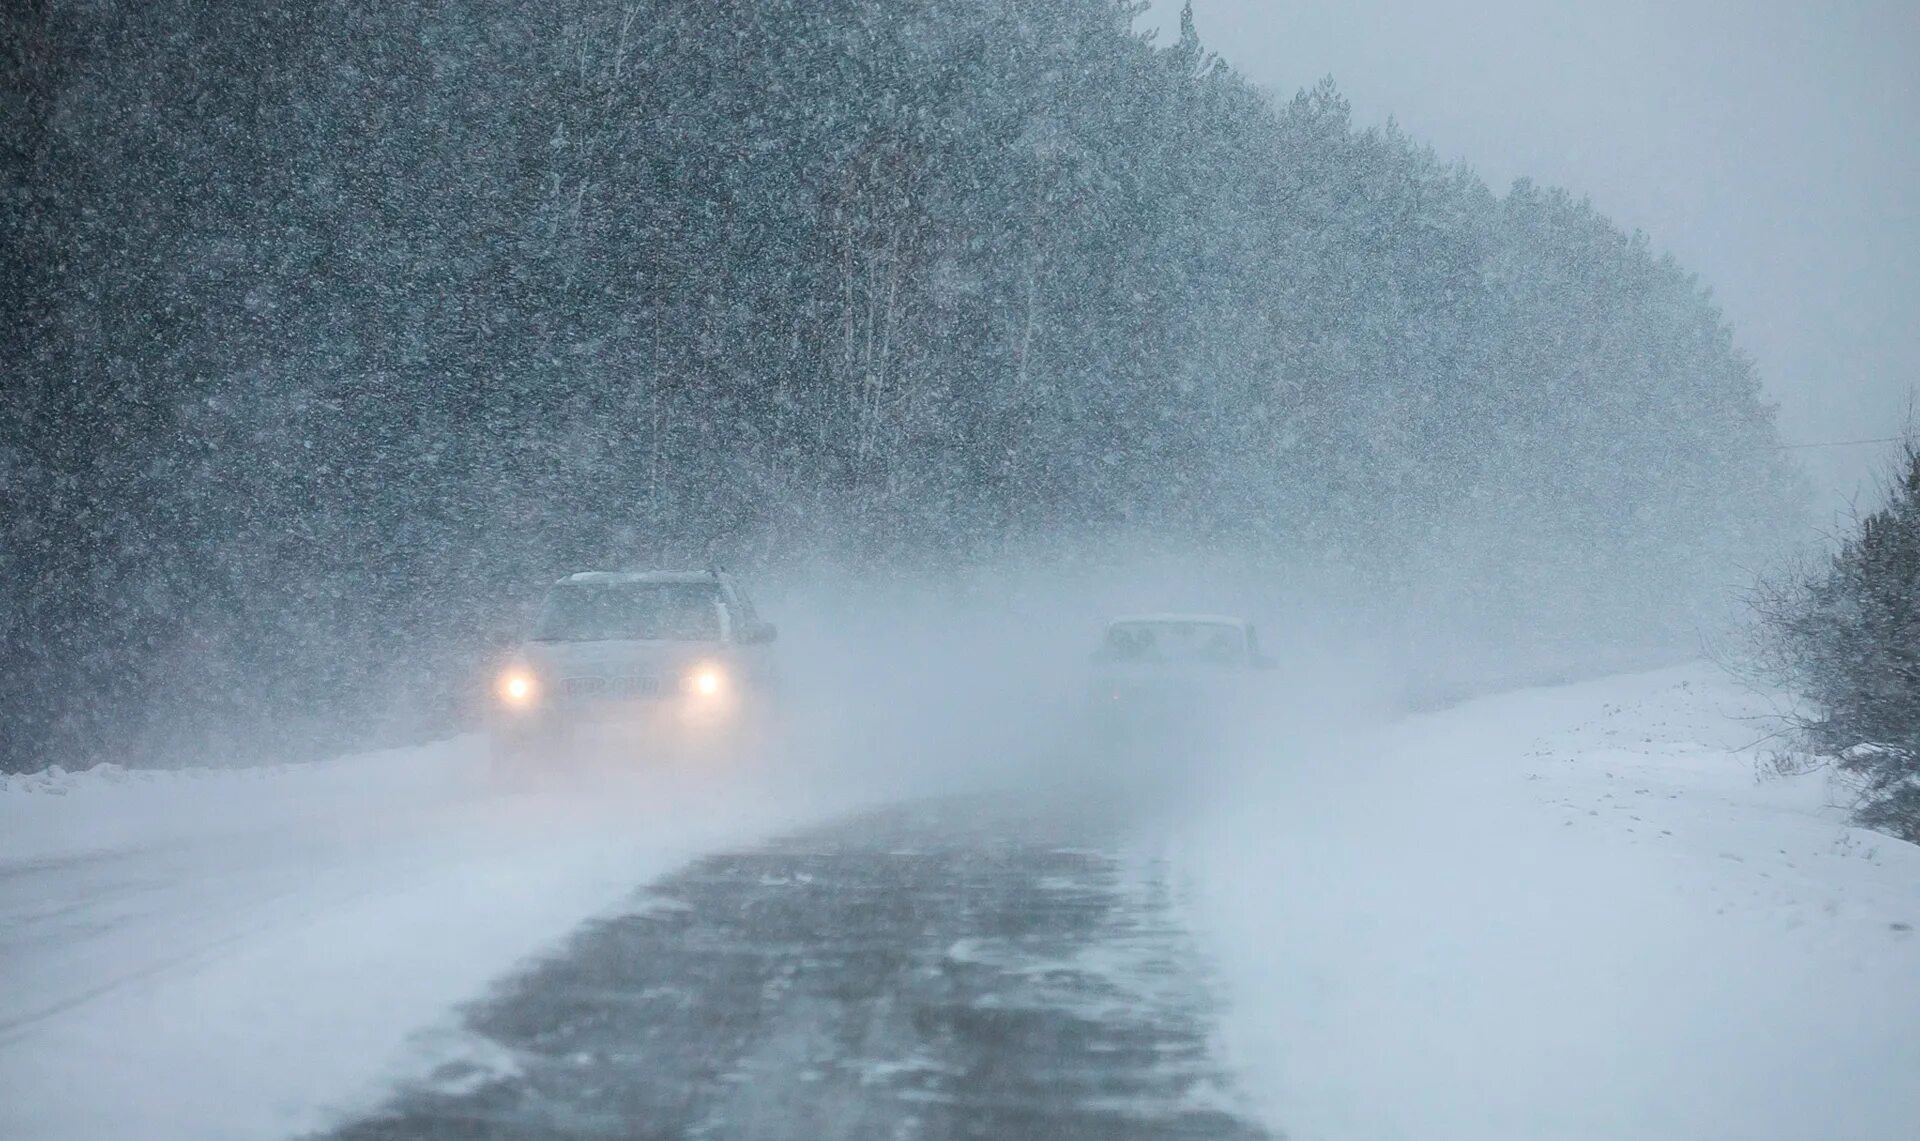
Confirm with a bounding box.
[1102,621,1246,665]
[532,582,723,642]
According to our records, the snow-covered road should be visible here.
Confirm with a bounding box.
[0,744,867,1140]
[3,664,1917,1140]
[319,794,1268,1141]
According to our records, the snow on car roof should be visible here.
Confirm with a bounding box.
[557,570,721,586]
[1106,612,1247,628]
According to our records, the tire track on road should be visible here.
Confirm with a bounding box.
[321,796,1271,1141]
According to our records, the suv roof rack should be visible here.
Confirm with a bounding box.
[562,569,720,584]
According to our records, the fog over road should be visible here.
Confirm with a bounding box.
[321,793,1267,1141]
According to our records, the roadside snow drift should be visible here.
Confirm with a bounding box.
[1186,664,1920,1141]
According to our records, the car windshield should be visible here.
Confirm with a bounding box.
[1102,621,1246,665]
[532,582,723,642]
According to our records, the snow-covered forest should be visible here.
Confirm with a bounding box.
[2,0,1801,773]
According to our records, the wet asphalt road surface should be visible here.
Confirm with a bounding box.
[320,795,1271,1141]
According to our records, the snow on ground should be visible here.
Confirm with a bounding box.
[1186,662,1920,1141]
[0,740,872,1141]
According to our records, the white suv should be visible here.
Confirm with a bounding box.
[489,570,778,763]
[1088,613,1271,749]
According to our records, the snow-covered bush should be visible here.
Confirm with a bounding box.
[1752,448,1920,841]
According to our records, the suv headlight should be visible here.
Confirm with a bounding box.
[684,664,726,698]
[496,668,540,708]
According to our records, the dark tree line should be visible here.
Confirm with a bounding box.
[3,0,1799,772]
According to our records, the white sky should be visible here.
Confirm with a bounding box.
[1145,0,1920,511]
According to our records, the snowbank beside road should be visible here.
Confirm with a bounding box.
[0,742,860,1141]
[0,738,488,862]
[1188,664,1920,1141]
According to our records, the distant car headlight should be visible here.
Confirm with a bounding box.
[497,668,539,707]
[685,664,726,698]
